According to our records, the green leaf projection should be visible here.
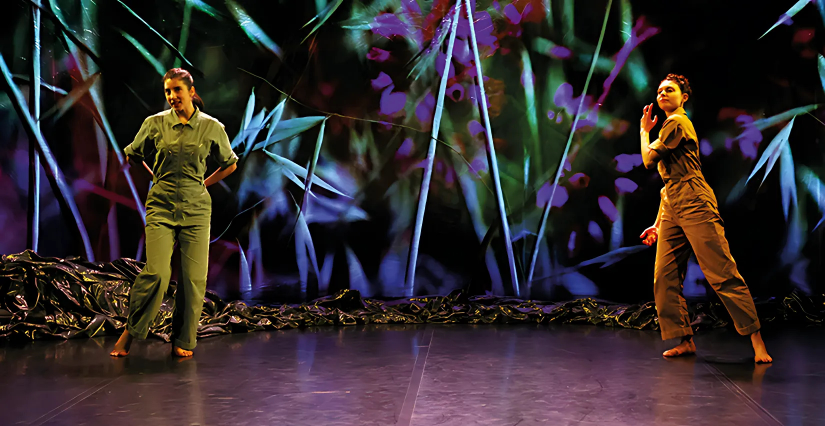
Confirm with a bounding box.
[0,0,823,302]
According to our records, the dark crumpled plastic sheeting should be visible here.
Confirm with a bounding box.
[1,251,824,342]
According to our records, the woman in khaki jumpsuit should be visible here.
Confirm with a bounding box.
[110,68,238,357]
[639,74,771,363]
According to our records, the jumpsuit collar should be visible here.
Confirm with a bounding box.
[669,106,688,118]
[166,106,201,129]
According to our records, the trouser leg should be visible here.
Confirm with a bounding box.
[654,218,694,340]
[682,219,760,336]
[127,222,175,339]
[171,223,210,350]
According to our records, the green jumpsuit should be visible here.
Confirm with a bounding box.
[123,108,238,350]
[649,107,760,340]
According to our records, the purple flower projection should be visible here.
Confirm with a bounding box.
[370,13,411,39]
[395,138,414,160]
[614,178,638,194]
[371,72,393,91]
[598,196,618,222]
[588,221,604,244]
[436,51,457,79]
[456,11,498,53]
[550,46,572,59]
[700,139,713,156]
[568,230,577,253]
[569,173,590,189]
[614,154,643,172]
[380,85,407,116]
[554,83,598,129]
[468,120,485,137]
[736,115,762,159]
[537,182,569,208]
[415,93,436,128]
[367,47,391,62]
[447,83,465,102]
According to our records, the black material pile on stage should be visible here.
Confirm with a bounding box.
[1,251,823,342]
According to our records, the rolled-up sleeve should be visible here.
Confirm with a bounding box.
[649,119,684,158]
[124,117,156,162]
[210,122,238,169]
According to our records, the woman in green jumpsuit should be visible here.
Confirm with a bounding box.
[110,68,238,357]
[638,74,771,363]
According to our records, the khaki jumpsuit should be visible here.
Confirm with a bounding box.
[124,108,238,350]
[649,107,760,340]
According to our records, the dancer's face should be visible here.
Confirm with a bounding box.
[656,80,688,112]
[164,78,195,114]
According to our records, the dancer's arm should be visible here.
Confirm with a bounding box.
[204,163,237,187]
[653,189,665,228]
[125,155,155,178]
[640,104,661,169]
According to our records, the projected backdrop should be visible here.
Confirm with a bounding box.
[1,0,823,304]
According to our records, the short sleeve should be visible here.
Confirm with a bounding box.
[649,119,685,158]
[124,117,156,162]
[210,122,239,169]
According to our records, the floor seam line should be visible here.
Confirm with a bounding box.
[396,328,434,426]
[702,361,783,426]
[29,376,120,426]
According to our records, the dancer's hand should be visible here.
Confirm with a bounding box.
[640,104,658,133]
[640,225,658,246]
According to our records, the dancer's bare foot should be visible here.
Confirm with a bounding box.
[663,337,696,357]
[751,330,772,363]
[109,330,133,357]
[172,346,193,357]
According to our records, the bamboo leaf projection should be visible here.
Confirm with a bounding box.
[747,117,795,186]
[294,201,321,298]
[12,75,68,96]
[520,45,540,162]
[27,0,102,64]
[114,0,202,75]
[28,3,42,252]
[241,109,267,157]
[226,0,284,59]
[252,116,327,151]
[263,100,286,144]
[187,0,221,18]
[819,54,825,94]
[759,0,810,40]
[302,0,344,43]
[231,89,256,149]
[779,140,798,222]
[798,165,825,230]
[746,105,818,132]
[405,1,462,297]
[345,244,370,294]
[576,245,649,269]
[238,239,252,299]
[39,72,101,122]
[50,0,147,225]
[464,0,519,296]
[619,0,633,43]
[528,0,614,289]
[173,0,193,68]
[300,119,328,216]
[262,150,348,198]
[407,8,453,81]
[0,54,94,261]
[818,0,825,28]
[120,31,166,76]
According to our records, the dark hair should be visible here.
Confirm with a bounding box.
[662,73,692,99]
[162,68,205,110]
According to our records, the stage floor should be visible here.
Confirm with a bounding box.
[1,324,819,425]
